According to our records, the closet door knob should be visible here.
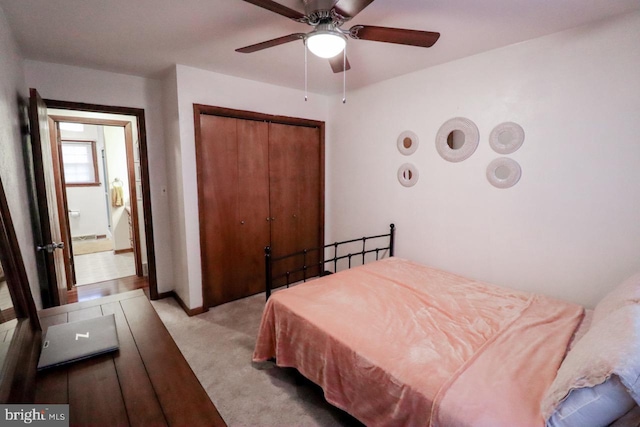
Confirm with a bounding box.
[266,217,270,222]
[240,221,245,225]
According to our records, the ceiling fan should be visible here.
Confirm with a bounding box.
[236,0,440,73]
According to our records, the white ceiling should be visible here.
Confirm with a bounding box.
[2,0,639,95]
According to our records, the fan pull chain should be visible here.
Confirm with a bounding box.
[342,45,347,104]
[304,41,308,102]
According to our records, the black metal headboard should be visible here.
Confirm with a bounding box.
[264,224,395,299]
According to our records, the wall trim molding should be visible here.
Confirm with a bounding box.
[114,248,134,255]
[159,291,208,317]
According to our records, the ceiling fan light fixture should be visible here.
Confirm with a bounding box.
[306,31,346,59]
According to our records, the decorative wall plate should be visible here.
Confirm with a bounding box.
[486,157,522,189]
[489,122,524,154]
[397,131,419,155]
[397,163,419,187]
[435,117,479,162]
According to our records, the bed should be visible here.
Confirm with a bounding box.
[254,226,640,426]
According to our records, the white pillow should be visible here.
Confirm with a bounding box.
[592,272,640,325]
[542,305,640,420]
[546,376,636,427]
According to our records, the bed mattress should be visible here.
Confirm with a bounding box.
[253,257,583,426]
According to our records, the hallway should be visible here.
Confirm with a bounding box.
[67,275,148,304]
[74,251,136,286]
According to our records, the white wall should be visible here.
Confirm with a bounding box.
[23,61,173,293]
[326,12,640,308]
[0,5,42,308]
[164,64,330,308]
[16,9,639,311]
[104,126,131,251]
[61,124,110,238]
[160,67,183,298]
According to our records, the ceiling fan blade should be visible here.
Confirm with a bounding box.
[349,25,440,48]
[241,0,306,21]
[329,55,351,73]
[236,33,305,53]
[333,0,375,19]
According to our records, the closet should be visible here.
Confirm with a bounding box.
[195,105,324,307]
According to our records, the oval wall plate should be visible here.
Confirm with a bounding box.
[435,117,479,163]
[486,157,522,189]
[397,130,419,156]
[397,163,419,187]
[489,122,525,154]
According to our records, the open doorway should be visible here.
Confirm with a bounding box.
[57,121,138,286]
[29,96,159,305]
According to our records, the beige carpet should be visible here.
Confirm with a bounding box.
[72,238,114,255]
[151,293,363,427]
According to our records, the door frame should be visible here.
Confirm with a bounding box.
[50,115,143,282]
[42,99,158,300]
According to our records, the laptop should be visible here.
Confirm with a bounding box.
[37,314,120,370]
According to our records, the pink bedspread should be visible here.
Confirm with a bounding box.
[253,258,583,426]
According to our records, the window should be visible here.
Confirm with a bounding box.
[61,140,100,186]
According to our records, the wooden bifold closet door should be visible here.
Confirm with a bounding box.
[195,106,324,307]
[268,123,322,284]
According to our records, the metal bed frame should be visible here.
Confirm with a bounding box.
[264,224,395,299]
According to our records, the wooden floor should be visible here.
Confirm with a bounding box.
[67,275,148,304]
[36,290,226,426]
